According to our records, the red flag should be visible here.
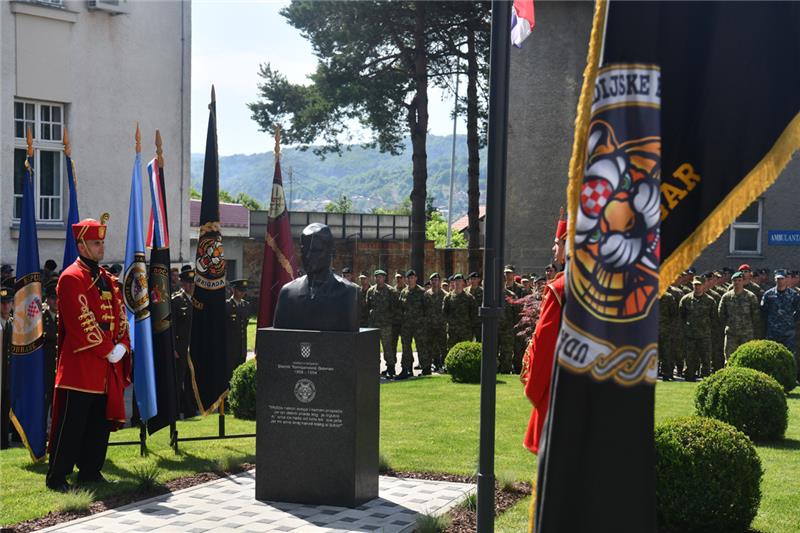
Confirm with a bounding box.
[257,158,297,329]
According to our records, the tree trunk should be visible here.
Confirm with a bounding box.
[466,30,482,274]
[409,1,429,277]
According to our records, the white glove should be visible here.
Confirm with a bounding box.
[107,343,126,364]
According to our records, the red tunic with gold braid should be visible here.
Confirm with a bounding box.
[53,258,131,427]
[522,271,564,454]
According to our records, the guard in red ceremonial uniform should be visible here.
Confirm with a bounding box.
[521,213,567,454]
[46,217,131,492]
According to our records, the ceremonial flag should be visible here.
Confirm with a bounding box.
[510,0,535,48]
[189,86,229,414]
[123,131,158,423]
[256,131,297,331]
[144,137,179,435]
[62,130,80,270]
[9,132,46,461]
[534,2,800,532]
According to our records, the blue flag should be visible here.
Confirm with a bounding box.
[9,152,47,461]
[123,151,157,422]
[62,155,80,270]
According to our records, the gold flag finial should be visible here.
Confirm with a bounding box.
[135,123,141,154]
[100,212,110,225]
[26,127,33,157]
[274,125,281,156]
[63,127,72,157]
[155,129,164,167]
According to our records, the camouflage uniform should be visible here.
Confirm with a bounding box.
[761,285,800,357]
[399,285,426,374]
[423,288,447,371]
[443,291,475,350]
[367,284,398,374]
[706,287,725,372]
[718,288,759,359]
[667,285,686,375]
[498,289,516,373]
[745,281,766,337]
[465,285,483,341]
[679,290,716,380]
[359,286,370,327]
[658,290,678,379]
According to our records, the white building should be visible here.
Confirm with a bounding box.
[0,0,191,270]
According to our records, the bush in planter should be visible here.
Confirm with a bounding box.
[444,341,482,383]
[695,367,788,441]
[728,339,797,393]
[655,416,762,533]
[228,359,257,420]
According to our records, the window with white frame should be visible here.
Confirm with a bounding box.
[729,199,763,255]
[13,100,64,222]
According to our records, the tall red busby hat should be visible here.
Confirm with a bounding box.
[555,207,568,241]
[72,216,107,242]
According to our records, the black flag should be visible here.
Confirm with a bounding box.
[535,2,800,532]
[144,133,179,435]
[188,86,229,414]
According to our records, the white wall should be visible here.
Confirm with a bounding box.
[0,0,191,269]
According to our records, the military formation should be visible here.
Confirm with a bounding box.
[362,264,546,379]
[661,264,800,383]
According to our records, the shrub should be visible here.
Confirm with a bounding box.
[55,489,95,513]
[131,464,162,491]
[655,417,762,532]
[444,341,482,383]
[728,339,797,393]
[228,359,257,420]
[695,367,788,441]
[415,512,451,533]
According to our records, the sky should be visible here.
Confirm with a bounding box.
[191,0,465,156]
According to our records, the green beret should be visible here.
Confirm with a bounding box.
[429,272,440,280]
[374,269,387,277]
[731,271,744,281]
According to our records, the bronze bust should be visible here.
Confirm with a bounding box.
[273,223,360,332]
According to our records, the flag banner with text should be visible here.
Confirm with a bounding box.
[9,152,46,461]
[256,157,297,332]
[189,91,229,414]
[534,2,800,532]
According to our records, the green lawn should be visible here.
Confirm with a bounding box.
[2,378,798,531]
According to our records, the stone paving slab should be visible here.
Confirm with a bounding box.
[39,470,475,532]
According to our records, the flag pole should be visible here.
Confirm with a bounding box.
[477,1,511,531]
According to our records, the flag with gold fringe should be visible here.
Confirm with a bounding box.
[533,2,800,532]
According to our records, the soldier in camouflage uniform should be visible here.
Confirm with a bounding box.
[423,273,447,372]
[498,287,517,373]
[679,277,717,381]
[465,272,483,341]
[226,279,250,379]
[504,265,525,298]
[391,272,406,353]
[398,270,425,379]
[367,269,398,378]
[358,273,370,327]
[705,271,726,373]
[739,264,765,337]
[658,288,678,380]
[719,271,760,361]
[442,274,476,351]
[761,269,800,361]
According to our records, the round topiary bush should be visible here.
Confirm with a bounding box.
[695,367,788,441]
[228,359,257,420]
[655,416,762,533]
[728,339,797,393]
[444,341,482,383]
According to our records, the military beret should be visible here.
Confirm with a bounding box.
[406,269,417,277]
[521,277,530,282]
[0,287,13,301]
[342,267,352,274]
[721,267,733,274]
[737,263,752,272]
[358,273,367,279]
[424,280,431,286]
[181,264,193,273]
[731,271,744,281]
[230,279,249,289]
[109,264,123,275]
[503,264,515,273]
[179,269,195,282]
[468,272,480,279]
[452,273,464,281]
[691,277,703,285]
[700,271,714,280]
[429,272,440,280]
[374,269,387,277]
[687,267,697,275]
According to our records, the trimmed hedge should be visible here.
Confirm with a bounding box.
[228,359,257,420]
[444,341,482,383]
[728,339,797,393]
[695,367,788,441]
[655,416,762,533]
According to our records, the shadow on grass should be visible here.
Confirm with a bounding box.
[787,391,800,400]
[22,461,49,474]
[758,438,800,451]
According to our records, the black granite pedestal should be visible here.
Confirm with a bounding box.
[256,327,380,507]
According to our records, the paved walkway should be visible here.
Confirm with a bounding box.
[40,470,475,533]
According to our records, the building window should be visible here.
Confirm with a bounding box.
[13,100,64,222]
[729,199,763,255]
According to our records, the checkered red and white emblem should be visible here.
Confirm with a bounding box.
[26,297,41,319]
[581,179,613,217]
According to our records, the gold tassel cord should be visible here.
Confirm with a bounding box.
[9,410,46,463]
[660,110,800,294]
[186,353,229,416]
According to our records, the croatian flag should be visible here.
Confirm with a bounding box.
[511,0,535,48]
[146,158,169,248]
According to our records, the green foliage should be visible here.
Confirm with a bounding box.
[458,492,477,512]
[695,367,788,441]
[729,339,797,393]
[219,189,235,203]
[324,194,353,214]
[496,470,518,492]
[378,453,392,474]
[216,454,243,473]
[416,512,451,533]
[55,489,95,513]
[228,359,257,420]
[427,211,467,248]
[445,341,482,383]
[655,416,762,532]
[131,465,162,492]
[233,191,263,211]
[190,186,201,199]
